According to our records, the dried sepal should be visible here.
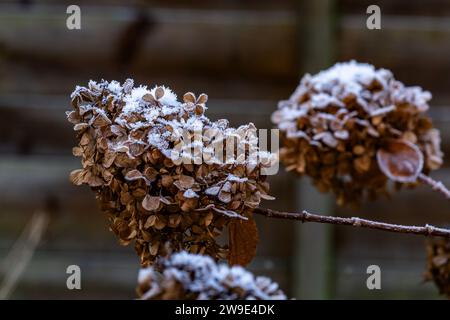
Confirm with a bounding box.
[142,195,161,211]
[377,139,424,183]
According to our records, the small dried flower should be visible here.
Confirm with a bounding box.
[136,251,287,300]
[425,237,450,298]
[67,79,274,266]
[272,61,443,206]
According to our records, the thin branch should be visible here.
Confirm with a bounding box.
[418,173,450,200]
[0,211,49,300]
[253,207,450,238]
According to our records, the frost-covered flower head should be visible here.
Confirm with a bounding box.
[273,61,443,206]
[67,79,274,266]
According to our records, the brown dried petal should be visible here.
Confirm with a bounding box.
[183,92,196,103]
[155,87,164,100]
[74,123,89,131]
[260,193,276,201]
[102,150,116,168]
[144,215,157,228]
[178,175,195,189]
[218,190,232,203]
[143,94,156,104]
[377,139,424,183]
[205,186,221,196]
[142,195,161,211]
[72,147,83,157]
[123,78,134,94]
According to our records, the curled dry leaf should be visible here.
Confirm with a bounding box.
[125,169,143,181]
[142,195,161,211]
[376,139,424,183]
[228,216,259,266]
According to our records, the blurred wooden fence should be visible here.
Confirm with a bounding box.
[0,0,449,299]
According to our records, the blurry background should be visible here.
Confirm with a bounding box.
[0,0,449,299]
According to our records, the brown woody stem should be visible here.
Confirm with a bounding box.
[418,173,450,200]
[253,207,450,238]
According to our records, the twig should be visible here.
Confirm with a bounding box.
[0,211,49,300]
[253,207,450,238]
[418,173,450,200]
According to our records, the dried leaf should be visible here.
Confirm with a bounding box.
[228,217,259,266]
[125,169,143,181]
[197,93,208,104]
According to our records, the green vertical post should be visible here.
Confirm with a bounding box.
[291,0,336,299]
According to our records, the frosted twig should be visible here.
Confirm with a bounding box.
[253,207,450,238]
[418,173,450,200]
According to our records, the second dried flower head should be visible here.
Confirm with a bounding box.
[272,61,443,206]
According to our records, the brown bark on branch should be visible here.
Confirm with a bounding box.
[253,207,450,238]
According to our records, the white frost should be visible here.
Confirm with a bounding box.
[149,85,179,107]
[141,251,286,300]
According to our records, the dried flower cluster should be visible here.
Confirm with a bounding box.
[67,79,274,266]
[272,61,443,205]
[136,251,287,300]
[425,237,450,298]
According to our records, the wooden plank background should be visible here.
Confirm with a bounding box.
[0,0,449,299]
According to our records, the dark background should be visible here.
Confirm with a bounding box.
[0,0,449,299]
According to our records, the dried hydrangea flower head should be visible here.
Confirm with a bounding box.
[67,79,275,266]
[136,251,287,300]
[272,61,443,206]
[425,237,450,298]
